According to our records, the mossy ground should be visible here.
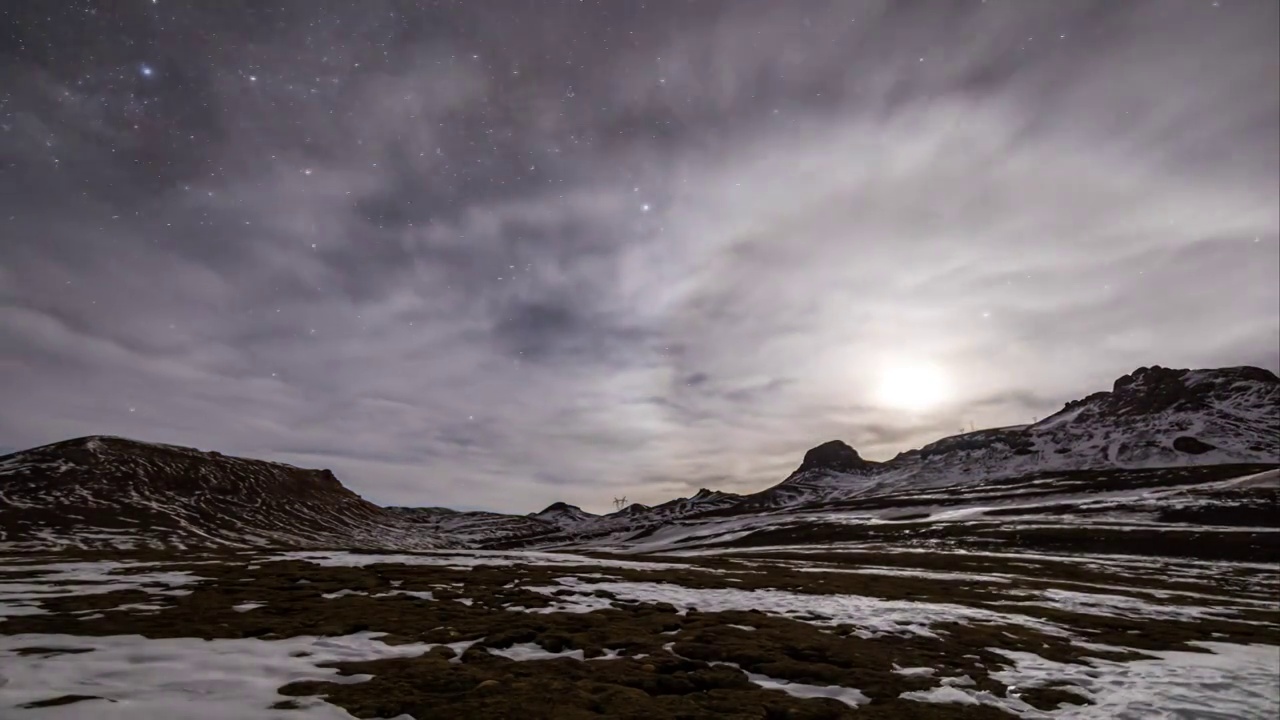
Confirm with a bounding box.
[2,547,1276,718]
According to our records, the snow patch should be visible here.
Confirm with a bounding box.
[0,631,444,719]
[485,642,585,662]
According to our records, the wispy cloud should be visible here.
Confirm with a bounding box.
[2,1,1276,512]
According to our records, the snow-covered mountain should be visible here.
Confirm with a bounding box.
[736,365,1278,510]
[520,488,746,545]
[0,436,451,551]
[2,365,1275,552]
[646,488,743,519]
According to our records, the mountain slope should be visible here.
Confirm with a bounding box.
[528,502,600,529]
[0,436,450,551]
[734,365,1279,510]
[3,364,1275,553]
[388,506,558,546]
[491,488,747,549]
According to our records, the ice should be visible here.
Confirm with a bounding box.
[485,642,585,661]
[320,589,366,599]
[277,550,690,571]
[0,560,207,618]
[988,642,1280,719]
[109,602,166,613]
[710,661,870,707]
[898,642,1280,719]
[742,670,870,707]
[997,587,1254,622]
[444,637,483,664]
[517,576,1067,638]
[900,685,1011,708]
[318,589,434,601]
[0,631,442,719]
[387,590,435,601]
[0,603,48,620]
[794,565,1013,584]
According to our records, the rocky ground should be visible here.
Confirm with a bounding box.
[2,543,1277,719]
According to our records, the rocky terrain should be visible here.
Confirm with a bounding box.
[1,364,1277,717]
[387,506,559,547]
[1,365,1275,554]
[1,545,1276,718]
[0,436,449,551]
[730,364,1279,511]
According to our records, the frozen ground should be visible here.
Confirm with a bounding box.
[1,547,1276,718]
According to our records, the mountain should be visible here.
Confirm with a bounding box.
[528,501,599,529]
[387,506,559,546]
[734,365,1279,510]
[646,488,742,518]
[0,436,450,551]
[3,364,1275,553]
[494,488,746,549]
[730,441,879,510]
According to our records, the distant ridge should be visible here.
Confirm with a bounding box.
[0,436,449,551]
[2,365,1275,551]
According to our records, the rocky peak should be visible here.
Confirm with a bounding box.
[1112,365,1186,393]
[1058,365,1279,419]
[795,440,877,474]
[536,501,582,515]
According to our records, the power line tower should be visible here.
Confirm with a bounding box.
[613,496,627,511]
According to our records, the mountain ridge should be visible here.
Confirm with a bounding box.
[726,364,1278,511]
[0,435,451,551]
[2,364,1275,550]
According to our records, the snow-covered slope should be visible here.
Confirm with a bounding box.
[0,436,450,551]
[499,489,747,549]
[3,365,1275,553]
[559,463,1280,557]
[732,365,1279,511]
[644,488,744,520]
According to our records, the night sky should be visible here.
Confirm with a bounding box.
[2,1,1277,513]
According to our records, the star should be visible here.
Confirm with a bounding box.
[139,64,154,77]
[641,203,651,212]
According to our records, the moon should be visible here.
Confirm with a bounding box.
[874,361,950,412]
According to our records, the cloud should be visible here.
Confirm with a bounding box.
[1,1,1276,512]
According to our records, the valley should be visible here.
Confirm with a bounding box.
[1,365,1277,718]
